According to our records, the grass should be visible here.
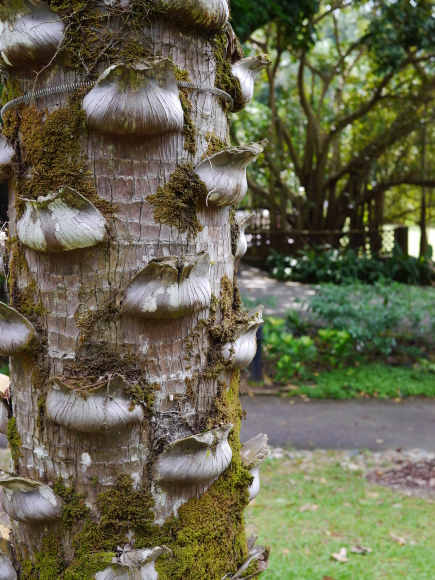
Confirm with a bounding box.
[292,363,435,400]
[246,452,435,579]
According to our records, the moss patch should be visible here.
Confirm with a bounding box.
[63,552,116,580]
[213,32,243,107]
[36,535,65,580]
[74,300,120,343]
[174,66,197,156]
[7,237,45,327]
[7,416,22,468]
[48,0,155,72]
[156,369,252,580]
[201,131,228,160]
[61,338,157,409]
[209,274,249,345]
[36,392,46,433]
[5,96,114,219]
[55,477,90,529]
[148,164,207,239]
[198,271,250,381]
[229,206,240,258]
[55,369,251,580]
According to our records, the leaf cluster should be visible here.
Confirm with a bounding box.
[364,0,435,72]
[230,0,319,43]
[267,245,435,285]
[261,279,435,383]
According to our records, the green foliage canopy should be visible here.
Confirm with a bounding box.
[230,0,319,41]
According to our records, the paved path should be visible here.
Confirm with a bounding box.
[238,263,314,317]
[241,396,435,450]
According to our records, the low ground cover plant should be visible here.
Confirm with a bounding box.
[267,246,435,285]
[257,281,435,397]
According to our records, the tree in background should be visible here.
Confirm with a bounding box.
[233,0,435,235]
[0,0,270,578]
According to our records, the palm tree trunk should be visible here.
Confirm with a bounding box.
[0,2,270,578]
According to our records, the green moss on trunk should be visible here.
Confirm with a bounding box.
[174,66,197,155]
[48,0,156,72]
[11,98,114,218]
[7,417,22,468]
[202,131,229,160]
[156,369,252,579]
[148,164,208,239]
[213,32,243,106]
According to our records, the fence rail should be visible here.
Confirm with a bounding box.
[244,225,404,262]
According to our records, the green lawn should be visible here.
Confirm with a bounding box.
[293,363,435,399]
[246,452,435,579]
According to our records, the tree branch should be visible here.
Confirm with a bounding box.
[327,69,397,141]
[276,117,302,178]
[298,53,321,148]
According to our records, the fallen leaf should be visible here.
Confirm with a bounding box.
[323,577,335,580]
[331,547,348,563]
[299,503,319,512]
[410,540,417,546]
[342,502,352,507]
[351,545,373,555]
[281,548,290,555]
[320,477,327,484]
[366,492,379,499]
[393,504,403,509]
[390,532,406,546]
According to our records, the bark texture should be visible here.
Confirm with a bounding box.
[0,1,269,578]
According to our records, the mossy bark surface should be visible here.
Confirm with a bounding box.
[1,1,258,578]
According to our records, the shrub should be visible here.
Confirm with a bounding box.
[307,281,435,355]
[266,245,434,285]
[263,318,353,381]
[260,281,435,384]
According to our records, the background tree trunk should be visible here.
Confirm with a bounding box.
[0,1,269,578]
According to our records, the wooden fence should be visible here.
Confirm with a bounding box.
[242,214,407,266]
